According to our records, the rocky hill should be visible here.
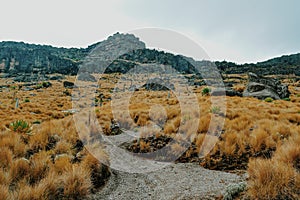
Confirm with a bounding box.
[0,32,300,82]
[215,53,300,75]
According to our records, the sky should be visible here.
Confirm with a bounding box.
[0,0,299,63]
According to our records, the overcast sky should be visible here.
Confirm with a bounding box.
[0,0,299,63]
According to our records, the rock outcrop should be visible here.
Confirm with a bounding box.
[142,78,175,91]
[243,72,290,100]
[212,88,242,97]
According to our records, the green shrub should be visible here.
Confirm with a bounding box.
[10,120,31,134]
[210,106,221,114]
[264,97,274,102]
[36,84,43,89]
[223,182,246,200]
[10,86,16,90]
[24,98,30,103]
[282,98,290,101]
[202,87,211,96]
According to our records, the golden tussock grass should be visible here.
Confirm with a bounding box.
[0,147,13,170]
[247,134,300,199]
[0,185,10,200]
[247,159,300,199]
[62,165,92,199]
[2,75,300,198]
[9,158,31,182]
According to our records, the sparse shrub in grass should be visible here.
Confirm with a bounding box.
[35,84,43,89]
[24,98,30,103]
[209,106,221,114]
[202,87,211,96]
[264,97,274,102]
[9,120,31,134]
[282,97,291,101]
[223,182,246,200]
[10,85,16,90]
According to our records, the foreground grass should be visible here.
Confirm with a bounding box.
[0,74,299,199]
[0,117,110,200]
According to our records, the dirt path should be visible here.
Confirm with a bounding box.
[87,163,246,200]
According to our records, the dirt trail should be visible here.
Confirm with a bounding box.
[87,163,246,200]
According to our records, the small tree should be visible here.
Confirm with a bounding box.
[202,87,211,96]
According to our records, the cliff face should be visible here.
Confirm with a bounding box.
[0,32,146,76]
[0,41,86,75]
[1,32,300,81]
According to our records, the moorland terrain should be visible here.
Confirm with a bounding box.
[0,33,299,199]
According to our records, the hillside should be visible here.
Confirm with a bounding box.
[215,53,300,75]
[0,33,300,82]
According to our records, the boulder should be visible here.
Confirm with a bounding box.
[212,88,242,97]
[63,81,75,88]
[77,72,97,82]
[143,78,175,91]
[243,72,290,100]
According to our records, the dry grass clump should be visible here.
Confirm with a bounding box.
[247,135,300,199]
[61,165,92,199]
[0,116,110,199]
[0,185,10,200]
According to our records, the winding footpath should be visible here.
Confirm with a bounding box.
[87,163,246,200]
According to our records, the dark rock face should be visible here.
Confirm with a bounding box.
[105,49,196,74]
[243,72,290,100]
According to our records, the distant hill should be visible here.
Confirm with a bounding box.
[0,32,300,82]
[215,53,300,75]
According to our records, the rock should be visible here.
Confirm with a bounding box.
[243,72,290,100]
[23,87,34,91]
[42,81,52,88]
[63,81,75,88]
[143,78,175,91]
[50,75,65,80]
[212,88,242,97]
[77,72,97,82]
